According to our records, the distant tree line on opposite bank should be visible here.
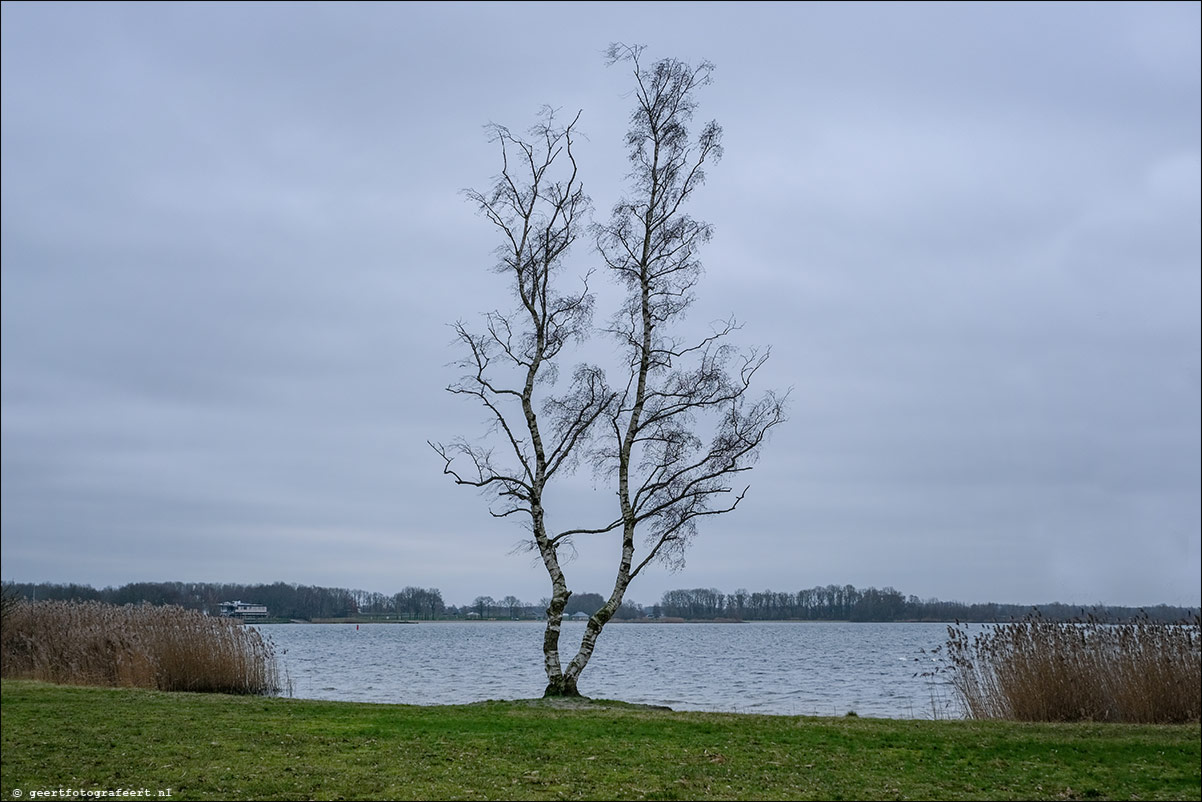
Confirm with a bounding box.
[653,585,1197,623]
[2,581,445,621]
[3,581,1195,624]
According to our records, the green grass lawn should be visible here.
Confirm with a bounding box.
[2,680,1198,801]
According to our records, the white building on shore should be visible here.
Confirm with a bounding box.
[219,600,268,620]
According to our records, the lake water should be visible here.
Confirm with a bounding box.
[260,621,963,719]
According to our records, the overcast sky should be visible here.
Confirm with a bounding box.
[2,2,1199,609]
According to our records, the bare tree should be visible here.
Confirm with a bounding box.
[434,48,786,699]
[472,595,496,619]
[430,108,616,691]
[549,45,787,695]
[501,595,523,619]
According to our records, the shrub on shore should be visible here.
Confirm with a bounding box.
[946,612,1200,723]
[0,600,279,695]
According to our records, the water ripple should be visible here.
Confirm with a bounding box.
[261,621,960,718]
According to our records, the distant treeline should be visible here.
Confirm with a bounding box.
[2,581,447,621]
[653,585,1199,624]
[3,581,1196,624]
[1,582,622,622]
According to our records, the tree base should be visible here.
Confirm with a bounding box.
[543,679,582,698]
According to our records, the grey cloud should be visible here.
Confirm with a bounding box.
[2,2,1197,608]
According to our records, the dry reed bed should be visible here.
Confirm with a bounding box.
[0,600,279,695]
[947,613,1201,723]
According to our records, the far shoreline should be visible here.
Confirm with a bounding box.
[254,617,965,625]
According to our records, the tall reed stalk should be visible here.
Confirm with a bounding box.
[1,600,280,695]
[946,612,1200,723]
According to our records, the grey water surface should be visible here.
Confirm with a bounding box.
[260,621,962,718]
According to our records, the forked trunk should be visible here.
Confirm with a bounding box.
[543,674,581,698]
